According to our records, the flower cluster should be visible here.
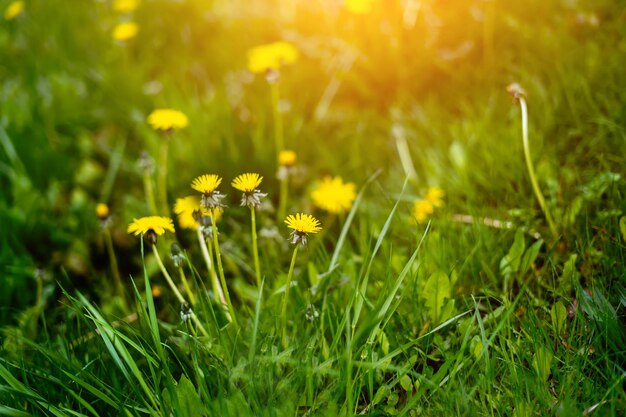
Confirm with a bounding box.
[413,187,445,224]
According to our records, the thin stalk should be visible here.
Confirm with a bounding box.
[250,205,262,288]
[178,266,195,306]
[142,171,158,215]
[518,97,558,238]
[151,244,208,337]
[157,137,170,215]
[270,81,284,152]
[277,174,288,221]
[281,244,299,347]
[196,228,227,308]
[104,228,124,299]
[211,215,238,326]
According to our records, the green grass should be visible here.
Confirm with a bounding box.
[1,0,625,415]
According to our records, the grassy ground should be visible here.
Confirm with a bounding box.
[1,0,625,415]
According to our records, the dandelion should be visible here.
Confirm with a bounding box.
[345,0,376,14]
[311,176,357,215]
[127,216,174,246]
[285,213,322,246]
[112,22,139,41]
[174,196,207,230]
[507,83,558,238]
[413,200,434,224]
[192,174,226,209]
[425,187,445,208]
[232,173,267,287]
[278,150,297,167]
[147,108,188,131]
[4,1,24,20]
[232,173,267,207]
[247,41,299,75]
[96,203,110,220]
[281,213,322,346]
[192,174,236,325]
[112,0,138,13]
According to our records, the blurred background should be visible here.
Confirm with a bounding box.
[1,0,624,328]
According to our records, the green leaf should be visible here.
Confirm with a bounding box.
[470,335,483,359]
[532,346,553,382]
[619,216,626,243]
[422,271,451,324]
[399,374,413,392]
[500,229,526,279]
[520,239,543,274]
[175,374,206,417]
[551,302,567,336]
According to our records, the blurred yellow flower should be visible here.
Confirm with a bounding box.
[112,22,139,41]
[151,284,164,298]
[425,186,445,208]
[412,200,434,224]
[147,108,188,131]
[232,173,263,193]
[278,150,297,166]
[4,1,24,20]
[113,0,138,13]
[345,0,376,14]
[311,176,357,214]
[174,196,206,230]
[127,216,174,236]
[191,174,222,194]
[247,41,299,74]
[96,203,110,220]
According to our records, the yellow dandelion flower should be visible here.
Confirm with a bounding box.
[113,0,138,13]
[127,216,175,236]
[147,108,188,131]
[174,196,205,230]
[425,186,445,208]
[285,213,322,245]
[151,285,164,298]
[232,173,263,193]
[247,41,299,74]
[4,1,24,20]
[285,213,322,234]
[112,22,138,41]
[412,200,434,224]
[232,173,266,207]
[311,176,357,214]
[345,0,376,14]
[278,150,297,166]
[96,203,110,220]
[191,174,222,194]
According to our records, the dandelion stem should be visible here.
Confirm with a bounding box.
[178,266,195,306]
[151,244,208,336]
[270,81,284,152]
[142,171,158,215]
[211,214,238,326]
[157,138,170,215]
[277,174,288,222]
[104,228,124,299]
[281,244,299,347]
[196,227,227,308]
[518,97,559,238]
[250,206,262,288]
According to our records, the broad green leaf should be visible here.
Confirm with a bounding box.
[422,271,451,324]
[619,216,626,243]
[520,239,543,274]
[532,346,553,382]
[500,229,525,279]
[551,302,567,336]
[176,375,206,417]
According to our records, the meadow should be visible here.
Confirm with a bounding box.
[1,0,625,415]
